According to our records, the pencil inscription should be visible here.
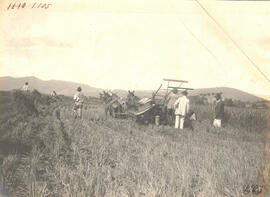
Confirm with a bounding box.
[7,2,52,10]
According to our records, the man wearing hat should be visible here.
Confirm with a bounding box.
[213,93,224,128]
[73,86,84,119]
[174,90,190,130]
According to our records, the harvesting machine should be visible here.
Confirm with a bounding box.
[127,78,194,125]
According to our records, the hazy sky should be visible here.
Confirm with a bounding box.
[0,0,270,95]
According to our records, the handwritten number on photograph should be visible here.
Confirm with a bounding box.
[7,2,52,10]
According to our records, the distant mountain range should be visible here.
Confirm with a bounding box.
[188,87,264,102]
[0,76,266,102]
[0,76,102,97]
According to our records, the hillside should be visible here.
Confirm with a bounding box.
[122,87,264,103]
[0,76,102,97]
[0,76,265,102]
[189,87,264,102]
[0,76,154,98]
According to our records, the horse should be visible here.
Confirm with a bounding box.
[99,91,124,117]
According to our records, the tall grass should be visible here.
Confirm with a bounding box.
[0,90,268,196]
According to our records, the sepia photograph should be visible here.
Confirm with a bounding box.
[0,0,270,196]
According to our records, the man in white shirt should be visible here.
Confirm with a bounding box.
[73,87,84,119]
[22,82,30,91]
[174,90,190,130]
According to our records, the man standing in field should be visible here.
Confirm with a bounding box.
[73,87,84,119]
[213,93,224,128]
[22,82,30,91]
[174,90,190,130]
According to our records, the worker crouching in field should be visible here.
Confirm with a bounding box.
[73,87,84,119]
[174,90,190,130]
[213,93,224,128]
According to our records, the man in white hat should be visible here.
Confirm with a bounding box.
[174,90,190,130]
